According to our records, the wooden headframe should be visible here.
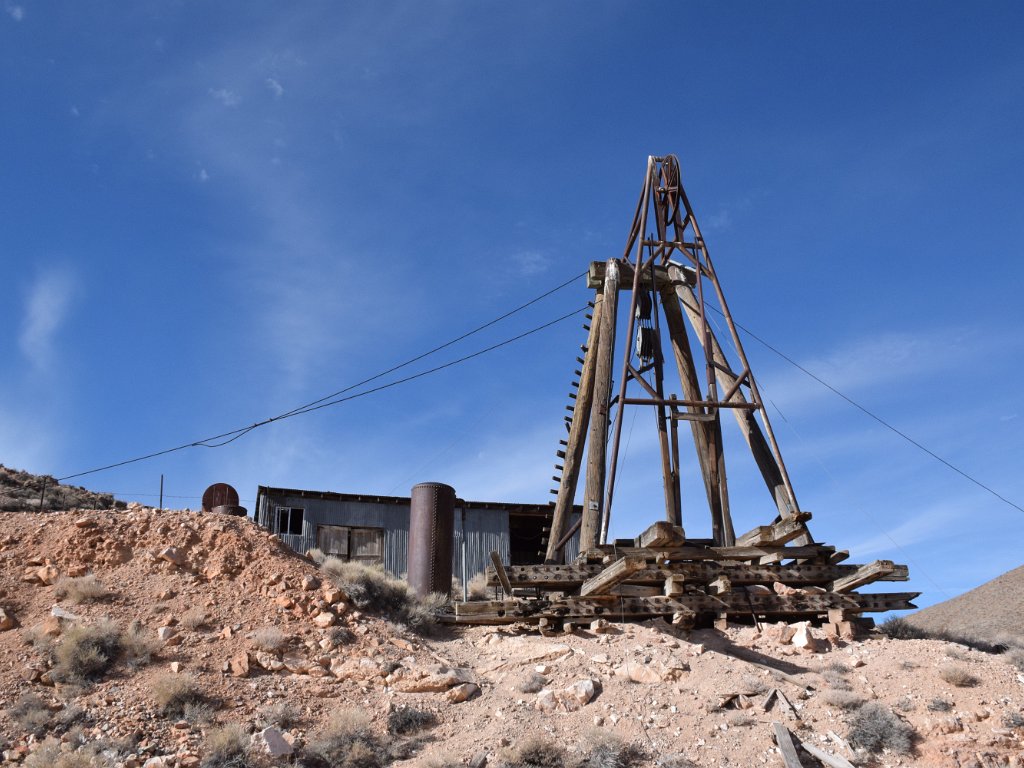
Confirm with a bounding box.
[544,155,810,563]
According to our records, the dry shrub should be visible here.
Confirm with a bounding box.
[22,737,109,768]
[895,695,915,712]
[877,617,928,640]
[21,623,53,652]
[321,559,442,632]
[151,672,206,718]
[516,672,548,694]
[120,623,161,668]
[847,702,915,755]
[502,736,566,767]
[726,713,754,728]
[821,669,851,690]
[657,757,699,768]
[201,724,249,768]
[927,698,953,712]
[822,689,864,710]
[1006,648,1024,671]
[329,626,355,646]
[260,700,302,729]
[1002,711,1024,729]
[584,730,646,767]
[387,706,436,735]
[51,620,122,683]
[180,608,208,631]
[253,626,288,652]
[939,664,978,687]
[55,574,111,604]
[740,673,768,694]
[8,693,52,736]
[305,708,391,768]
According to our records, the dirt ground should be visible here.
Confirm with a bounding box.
[0,509,1021,767]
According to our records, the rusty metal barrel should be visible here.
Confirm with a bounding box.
[407,482,455,598]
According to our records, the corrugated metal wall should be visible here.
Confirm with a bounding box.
[257,490,581,580]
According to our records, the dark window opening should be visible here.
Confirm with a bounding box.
[508,513,546,566]
[273,506,304,536]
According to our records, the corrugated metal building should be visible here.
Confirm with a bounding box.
[254,486,582,579]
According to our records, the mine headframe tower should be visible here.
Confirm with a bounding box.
[545,154,809,562]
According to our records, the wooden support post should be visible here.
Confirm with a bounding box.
[772,723,805,768]
[659,289,719,527]
[489,551,513,596]
[711,410,735,546]
[581,259,619,551]
[736,517,810,547]
[545,292,604,563]
[579,555,647,597]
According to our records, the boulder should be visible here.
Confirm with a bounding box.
[394,665,474,692]
[229,653,250,678]
[313,611,336,628]
[158,547,187,566]
[615,662,662,684]
[447,682,480,703]
[0,608,16,631]
[254,727,294,757]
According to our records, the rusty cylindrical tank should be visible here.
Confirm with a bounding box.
[407,482,455,599]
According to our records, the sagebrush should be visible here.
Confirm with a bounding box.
[848,702,915,755]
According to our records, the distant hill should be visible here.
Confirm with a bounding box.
[908,564,1024,644]
[0,464,121,512]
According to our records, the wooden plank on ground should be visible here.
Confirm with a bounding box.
[772,723,805,768]
[798,741,856,768]
[579,555,648,597]
[830,560,898,592]
[489,551,513,595]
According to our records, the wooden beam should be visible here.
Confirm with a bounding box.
[581,259,619,551]
[831,560,901,593]
[579,555,648,597]
[635,520,686,548]
[577,543,834,563]
[491,560,908,590]
[489,551,512,595]
[772,723,805,768]
[587,259,694,291]
[545,292,603,563]
[736,516,811,547]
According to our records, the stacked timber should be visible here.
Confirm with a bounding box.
[440,521,915,629]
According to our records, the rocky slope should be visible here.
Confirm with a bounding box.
[0,508,1021,768]
[0,465,119,513]
[908,565,1024,646]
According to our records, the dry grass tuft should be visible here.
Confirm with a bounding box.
[329,625,355,646]
[321,559,443,633]
[200,724,249,768]
[847,702,915,755]
[22,737,106,768]
[259,700,302,729]
[387,706,436,735]
[821,669,852,690]
[51,620,122,683]
[516,672,548,694]
[8,693,52,736]
[939,663,979,687]
[179,608,208,631]
[252,626,288,652]
[120,623,161,668]
[927,698,953,712]
[821,689,864,710]
[55,574,111,604]
[501,736,567,767]
[1006,648,1024,671]
[151,672,207,718]
[584,729,647,767]
[305,708,391,768]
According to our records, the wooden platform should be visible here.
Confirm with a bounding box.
[439,522,915,629]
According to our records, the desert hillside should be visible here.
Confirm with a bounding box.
[908,566,1024,646]
[0,507,1020,768]
[0,465,120,513]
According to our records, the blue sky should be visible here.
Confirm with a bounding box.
[2,2,1023,609]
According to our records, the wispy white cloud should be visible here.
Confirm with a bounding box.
[4,2,24,22]
[198,167,209,182]
[208,88,241,107]
[265,78,284,98]
[705,209,731,230]
[19,266,77,372]
[511,250,550,276]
